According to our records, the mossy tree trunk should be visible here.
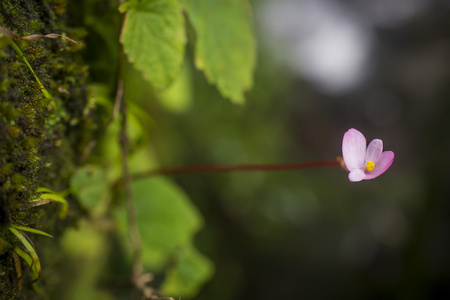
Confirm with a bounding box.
[0,1,91,298]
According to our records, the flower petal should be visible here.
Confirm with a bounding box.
[348,169,366,182]
[342,128,366,171]
[365,139,383,163]
[365,151,394,180]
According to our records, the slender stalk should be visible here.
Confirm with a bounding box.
[119,84,142,265]
[12,251,23,295]
[79,75,123,163]
[132,160,341,180]
[117,57,150,297]
[6,37,54,107]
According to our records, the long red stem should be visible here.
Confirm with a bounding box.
[132,160,341,180]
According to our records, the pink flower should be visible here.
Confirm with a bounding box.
[342,128,394,182]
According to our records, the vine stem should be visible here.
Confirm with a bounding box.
[132,160,342,180]
[79,73,123,163]
[116,9,157,298]
[119,81,144,283]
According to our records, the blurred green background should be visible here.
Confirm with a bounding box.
[55,0,450,299]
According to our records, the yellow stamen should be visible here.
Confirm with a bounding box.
[365,161,375,171]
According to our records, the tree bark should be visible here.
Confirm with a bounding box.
[0,1,90,297]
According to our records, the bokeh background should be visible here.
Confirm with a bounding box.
[66,0,450,299]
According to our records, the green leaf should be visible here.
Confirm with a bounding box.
[185,0,256,103]
[128,146,159,174]
[161,244,214,298]
[70,165,109,211]
[10,225,53,238]
[61,220,114,300]
[157,64,192,113]
[33,191,69,219]
[14,247,33,268]
[121,0,186,90]
[117,177,203,271]
[9,227,41,279]
[14,247,39,280]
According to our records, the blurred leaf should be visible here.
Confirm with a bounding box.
[70,165,109,211]
[127,103,148,146]
[121,0,186,90]
[134,177,203,271]
[87,84,112,110]
[185,0,256,103]
[128,146,159,173]
[157,64,192,113]
[94,103,149,164]
[117,177,203,271]
[161,244,214,298]
[61,220,114,300]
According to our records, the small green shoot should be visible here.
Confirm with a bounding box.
[14,247,38,281]
[9,227,42,281]
[5,37,54,107]
[14,247,33,267]
[10,225,53,238]
[12,251,23,295]
[31,187,69,219]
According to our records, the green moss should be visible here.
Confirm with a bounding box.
[0,163,13,175]
[0,237,7,255]
[6,126,21,138]
[0,0,94,297]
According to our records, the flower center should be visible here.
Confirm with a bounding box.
[365,161,375,171]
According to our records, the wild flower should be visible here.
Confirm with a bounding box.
[342,128,394,182]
